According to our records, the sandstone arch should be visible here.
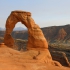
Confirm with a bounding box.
[4,10,48,49]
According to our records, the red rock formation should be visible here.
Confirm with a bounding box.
[56,28,67,40]
[4,10,48,49]
[3,10,64,69]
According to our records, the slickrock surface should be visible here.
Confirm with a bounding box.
[0,44,70,70]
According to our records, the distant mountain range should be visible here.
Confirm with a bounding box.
[0,24,70,43]
[13,27,27,31]
[12,24,70,43]
[0,27,27,31]
[0,28,5,31]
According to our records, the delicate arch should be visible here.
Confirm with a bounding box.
[4,10,48,49]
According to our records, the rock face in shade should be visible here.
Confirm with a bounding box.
[50,51,70,67]
[4,10,48,49]
[56,28,67,40]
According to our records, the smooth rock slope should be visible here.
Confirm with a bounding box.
[0,43,70,70]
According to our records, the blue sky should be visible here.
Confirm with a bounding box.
[0,0,70,28]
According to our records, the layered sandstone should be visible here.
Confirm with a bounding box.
[3,10,53,65]
[4,10,48,49]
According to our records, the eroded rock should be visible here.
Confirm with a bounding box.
[4,10,48,49]
[3,10,62,68]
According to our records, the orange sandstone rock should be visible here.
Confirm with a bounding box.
[3,10,62,68]
[0,43,5,45]
[4,10,48,49]
[0,43,7,48]
[0,47,69,70]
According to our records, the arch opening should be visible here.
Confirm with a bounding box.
[12,22,28,40]
[12,22,28,51]
[13,22,27,31]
